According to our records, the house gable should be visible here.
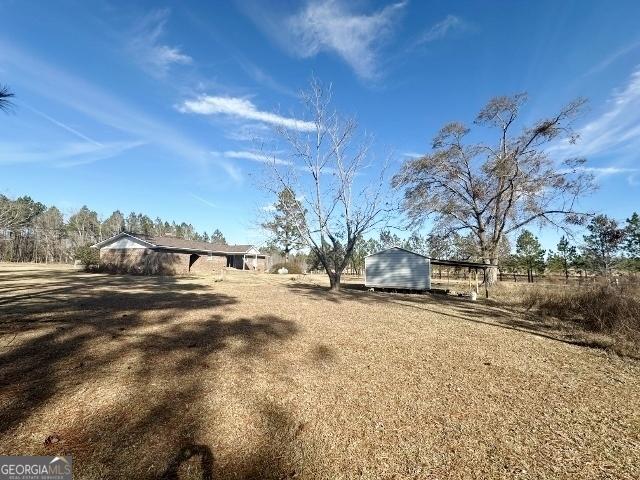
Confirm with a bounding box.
[92,233,154,250]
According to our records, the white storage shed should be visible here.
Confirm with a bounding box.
[364,247,431,290]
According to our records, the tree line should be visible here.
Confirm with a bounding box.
[502,213,640,282]
[0,194,227,263]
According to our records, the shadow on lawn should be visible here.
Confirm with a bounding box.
[286,281,603,351]
[0,266,308,479]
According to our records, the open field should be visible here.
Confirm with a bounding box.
[1,263,639,479]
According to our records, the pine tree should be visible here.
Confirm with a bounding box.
[582,214,625,276]
[624,212,640,259]
[554,236,577,280]
[515,230,545,282]
[210,229,227,245]
[261,187,304,262]
[102,211,125,238]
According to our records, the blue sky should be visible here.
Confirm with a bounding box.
[1,0,639,249]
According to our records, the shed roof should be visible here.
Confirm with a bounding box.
[365,246,489,269]
[364,246,428,258]
[92,232,263,256]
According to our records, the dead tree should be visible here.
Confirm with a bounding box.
[262,79,392,290]
[393,93,595,285]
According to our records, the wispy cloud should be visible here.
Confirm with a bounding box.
[0,140,144,168]
[243,0,406,80]
[222,150,292,165]
[552,65,640,159]
[180,95,315,131]
[225,122,270,142]
[416,15,466,44]
[0,40,244,180]
[207,152,245,183]
[22,105,103,146]
[577,166,638,176]
[129,9,192,77]
[234,59,296,97]
[188,193,219,208]
[261,204,276,212]
[402,151,424,158]
[584,39,640,77]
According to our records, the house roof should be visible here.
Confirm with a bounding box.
[92,232,263,256]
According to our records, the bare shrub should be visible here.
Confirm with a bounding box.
[493,281,640,354]
[527,283,640,335]
[270,262,303,274]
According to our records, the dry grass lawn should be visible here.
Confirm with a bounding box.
[1,263,639,479]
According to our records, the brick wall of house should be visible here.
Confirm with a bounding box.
[99,249,189,275]
[256,257,268,272]
[188,253,227,274]
[100,249,230,275]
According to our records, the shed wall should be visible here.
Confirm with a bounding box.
[365,250,431,290]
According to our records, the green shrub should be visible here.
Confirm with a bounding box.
[75,245,100,270]
[270,262,303,274]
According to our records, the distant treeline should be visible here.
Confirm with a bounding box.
[0,194,227,263]
[306,214,640,279]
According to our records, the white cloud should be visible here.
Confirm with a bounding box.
[584,39,640,77]
[0,40,244,181]
[217,159,244,183]
[402,151,424,158]
[552,65,640,159]
[188,193,219,208]
[0,141,144,168]
[24,105,103,146]
[222,150,292,165]
[261,204,276,212]
[180,95,315,131]
[225,122,270,142]
[129,9,192,77]
[416,15,465,44]
[577,166,638,176]
[280,0,406,79]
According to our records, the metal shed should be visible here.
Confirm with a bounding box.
[364,247,431,290]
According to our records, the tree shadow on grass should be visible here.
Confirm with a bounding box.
[159,444,214,480]
[285,281,609,353]
[0,265,310,479]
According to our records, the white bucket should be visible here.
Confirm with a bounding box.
[470,291,477,301]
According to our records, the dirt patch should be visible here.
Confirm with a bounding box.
[1,264,639,479]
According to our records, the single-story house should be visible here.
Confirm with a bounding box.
[364,247,431,290]
[92,232,269,275]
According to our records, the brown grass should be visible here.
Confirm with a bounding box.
[490,281,640,357]
[1,263,639,479]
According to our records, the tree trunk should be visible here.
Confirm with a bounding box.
[484,258,499,286]
[329,271,341,290]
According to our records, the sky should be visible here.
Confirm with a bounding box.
[1,0,640,249]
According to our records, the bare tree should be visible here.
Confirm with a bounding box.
[34,207,65,263]
[262,79,392,290]
[0,195,44,231]
[0,84,14,113]
[393,93,595,284]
